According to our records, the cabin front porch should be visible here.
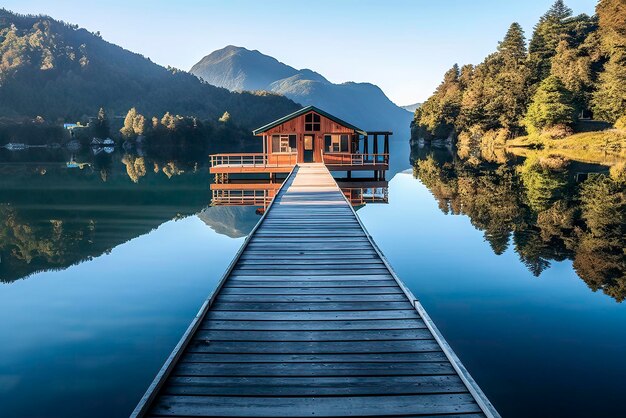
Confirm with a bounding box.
[209,132,391,176]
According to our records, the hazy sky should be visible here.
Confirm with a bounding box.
[5,0,596,105]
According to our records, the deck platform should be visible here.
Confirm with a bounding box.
[132,163,499,417]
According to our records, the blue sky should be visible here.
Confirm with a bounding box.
[5,0,596,104]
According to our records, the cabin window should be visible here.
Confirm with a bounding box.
[324,134,349,153]
[271,134,296,153]
[305,113,321,131]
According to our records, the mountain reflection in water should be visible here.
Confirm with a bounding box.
[0,149,389,283]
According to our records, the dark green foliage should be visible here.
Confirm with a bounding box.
[524,75,576,135]
[574,172,625,301]
[529,0,574,81]
[0,119,64,145]
[0,9,299,127]
[519,154,568,211]
[411,65,462,140]
[92,107,110,138]
[499,22,528,63]
[413,0,619,144]
[591,0,626,122]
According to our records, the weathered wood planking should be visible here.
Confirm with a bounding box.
[132,164,499,418]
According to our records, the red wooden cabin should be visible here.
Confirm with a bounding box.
[209,106,390,177]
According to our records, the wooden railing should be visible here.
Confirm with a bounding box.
[209,153,297,168]
[211,189,274,206]
[322,153,389,166]
[211,185,388,208]
[343,187,389,205]
[210,153,266,167]
[210,153,387,168]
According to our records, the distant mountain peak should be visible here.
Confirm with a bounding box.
[190,46,411,131]
[191,45,298,92]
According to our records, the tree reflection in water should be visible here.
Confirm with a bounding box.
[413,152,625,302]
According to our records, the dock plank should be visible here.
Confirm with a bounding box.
[132,164,498,418]
[148,394,483,417]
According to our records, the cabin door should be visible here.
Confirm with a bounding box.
[303,135,314,162]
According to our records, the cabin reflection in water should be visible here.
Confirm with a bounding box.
[210,178,389,211]
[209,105,390,211]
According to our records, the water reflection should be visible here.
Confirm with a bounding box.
[0,149,212,283]
[0,148,389,282]
[210,178,389,211]
[411,143,625,302]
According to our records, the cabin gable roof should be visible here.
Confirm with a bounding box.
[253,106,366,136]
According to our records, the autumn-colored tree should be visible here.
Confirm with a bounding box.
[120,107,137,137]
[219,111,231,123]
[133,113,146,136]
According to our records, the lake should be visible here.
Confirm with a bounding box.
[0,142,624,418]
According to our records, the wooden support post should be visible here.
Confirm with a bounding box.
[373,134,378,156]
[384,134,389,156]
[363,135,368,159]
[263,135,266,157]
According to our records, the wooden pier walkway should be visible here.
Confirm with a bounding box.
[132,163,499,418]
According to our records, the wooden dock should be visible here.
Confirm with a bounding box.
[132,163,499,418]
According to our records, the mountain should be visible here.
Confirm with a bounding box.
[0,10,299,126]
[197,206,259,238]
[190,46,412,133]
[401,103,421,112]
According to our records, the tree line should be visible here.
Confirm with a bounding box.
[412,0,626,143]
[0,8,299,127]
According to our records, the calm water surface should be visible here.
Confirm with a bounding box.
[0,146,624,418]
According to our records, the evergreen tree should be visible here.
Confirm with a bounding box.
[550,40,593,113]
[591,0,626,122]
[547,0,574,21]
[493,23,532,133]
[457,23,531,136]
[498,22,528,63]
[92,107,109,138]
[413,64,462,138]
[529,0,574,81]
[524,75,576,135]
[596,0,626,53]
[591,55,626,122]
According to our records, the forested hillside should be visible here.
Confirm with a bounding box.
[412,0,626,143]
[0,9,299,126]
